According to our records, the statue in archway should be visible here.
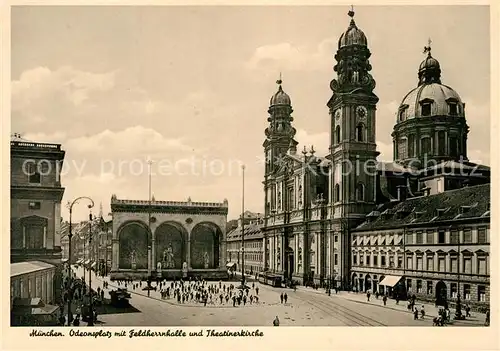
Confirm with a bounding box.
[130,250,137,269]
[203,251,210,269]
[157,261,162,271]
[163,244,175,268]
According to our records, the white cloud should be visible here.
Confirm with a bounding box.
[66,126,193,155]
[246,39,334,72]
[12,66,116,110]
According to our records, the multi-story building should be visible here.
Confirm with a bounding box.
[256,8,490,311]
[10,133,66,316]
[226,212,265,274]
[352,184,490,311]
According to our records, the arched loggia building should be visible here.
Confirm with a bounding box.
[110,195,228,280]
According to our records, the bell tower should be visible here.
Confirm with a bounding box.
[327,8,379,289]
[263,77,297,217]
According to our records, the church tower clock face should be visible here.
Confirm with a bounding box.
[356,105,368,119]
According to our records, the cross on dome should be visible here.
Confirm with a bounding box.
[348,5,355,18]
[423,38,432,56]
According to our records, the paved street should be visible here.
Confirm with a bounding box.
[73,266,486,327]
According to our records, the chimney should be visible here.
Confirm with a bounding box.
[397,185,407,201]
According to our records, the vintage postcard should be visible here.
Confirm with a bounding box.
[3,2,498,350]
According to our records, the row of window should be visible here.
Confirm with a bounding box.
[353,252,488,275]
[227,252,263,262]
[406,280,487,302]
[397,133,464,159]
[399,101,461,122]
[353,227,488,246]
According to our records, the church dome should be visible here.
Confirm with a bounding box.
[398,83,464,122]
[338,9,367,48]
[397,47,465,123]
[270,80,291,106]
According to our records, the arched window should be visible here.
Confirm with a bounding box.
[356,123,365,142]
[334,184,340,202]
[408,134,415,158]
[421,137,431,157]
[438,131,446,155]
[398,138,408,159]
[356,183,365,201]
[335,125,341,144]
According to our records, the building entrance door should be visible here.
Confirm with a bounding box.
[435,280,447,307]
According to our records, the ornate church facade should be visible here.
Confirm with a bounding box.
[261,9,490,310]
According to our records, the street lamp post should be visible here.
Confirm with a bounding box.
[88,211,94,326]
[241,164,246,287]
[67,196,94,327]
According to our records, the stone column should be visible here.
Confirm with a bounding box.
[151,237,156,272]
[112,240,119,270]
[219,237,226,269]
[187,236,191,269]
[43,227,47,248]
[23,226,26,248]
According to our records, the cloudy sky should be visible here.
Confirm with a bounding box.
[11,5,490,222]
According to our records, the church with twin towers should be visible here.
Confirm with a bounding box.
[257,8,490,308]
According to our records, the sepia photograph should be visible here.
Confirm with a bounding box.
[8,4,492,330]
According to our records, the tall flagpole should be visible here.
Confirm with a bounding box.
[241,164,245,286]
[147,159,153,280]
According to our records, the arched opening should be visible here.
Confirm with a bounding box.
[435,280,447,307]
[364,274,372,292]
[190,222,222,269]
[356,183,365,201]
[155,222,186,270]
[335,125,341,144]
[356,123,365,142]
[351,273,358,291]
[118,222,149,269]
[286,247,294,280]
[359,275,365,292]
[334,184,340,202]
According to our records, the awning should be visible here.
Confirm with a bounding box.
[91,262,96,268]
[84,259,91,265]
[61,258,68,263]
[379,275,403,287]
[77,259,83,264]
[226,262,237,268]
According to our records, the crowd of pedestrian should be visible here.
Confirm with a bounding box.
[133,279,262,307]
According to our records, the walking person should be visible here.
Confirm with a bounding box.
[382,295,387,306]
[367,291,371,302]
[485,310,490,326]
[420,305,425,319]
[280,292,284,304]
[273,316,280,326]
[413,307,419,320]
[284,292,288,304]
